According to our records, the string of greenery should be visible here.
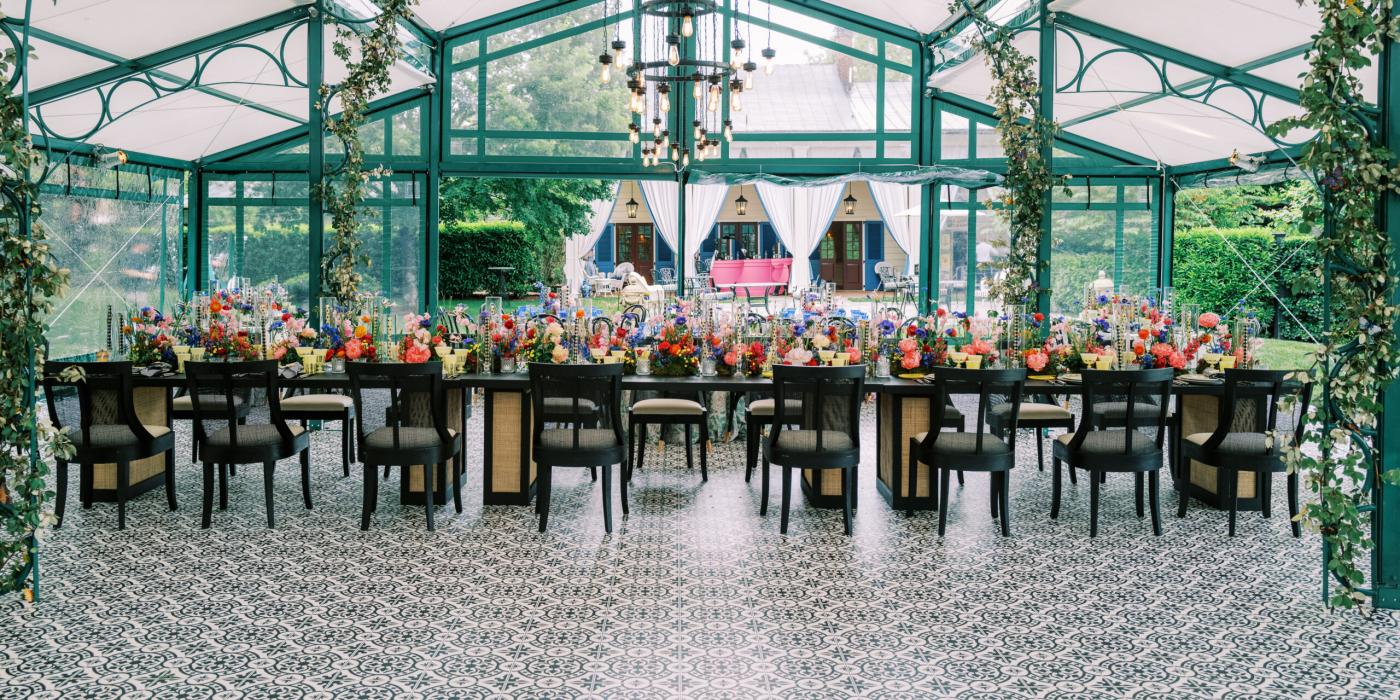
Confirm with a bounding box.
[1270,0,1400,609]
[952,0,1063,312]
[317,0,417,304]
[0,35,72,598]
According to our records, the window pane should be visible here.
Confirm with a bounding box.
[484,22,632,135]
[884,69,911,132]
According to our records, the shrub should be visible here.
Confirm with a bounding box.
[1172,228,1322,343]
[439,221,539,298]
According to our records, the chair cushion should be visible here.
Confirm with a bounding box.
[747,398,802,417]
[1057,429,1157,455]
[631,398,705,416]
[990,402,1073,421]
[542,397,599,415]
[206,423,304,447]
[914,431,1011,455]
[1184,431,1284,455]
[774,430,854,453]
[1091,401,1167,420]
[71,424,171,448]
[364,426,457,450]
[173,394,245,411]
[539,428,618,450]
[279,394,354,412]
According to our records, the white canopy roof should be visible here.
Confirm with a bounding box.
[1,0,1355,169]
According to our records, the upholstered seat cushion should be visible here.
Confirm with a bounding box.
[774,429,854,453]
[912,431,1011,455]
[1056,429,1157,455]
[990,402,1073,421]
[539,428,618,450]
[206,423,304,447]
[71,424,171,448]
[173,394,245,412]
[542,397,599,415]
[364,426,457,450]
[630,398,705,415]
[1184,431,1284,456]
[747,398,802,417]
[279,394,354,412]
[1091,401,1168,421]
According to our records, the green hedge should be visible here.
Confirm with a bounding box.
[439,221,540,298]
[1172,227,1321,343]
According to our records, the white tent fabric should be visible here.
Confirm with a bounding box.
[639,180,680,261]
[755,182,844,292]
[868,181,921,275]
[683,183,729,271]
[564,183,620,299]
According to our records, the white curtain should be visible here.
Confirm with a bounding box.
[684,183,729,270]
[869,181,921,275]
[564,183,620,297]
[640,180,679,260]
[755,182,844,291]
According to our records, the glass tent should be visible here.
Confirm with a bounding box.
[0,0,1339,355]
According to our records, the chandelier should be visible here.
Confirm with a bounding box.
[598,0,775,168]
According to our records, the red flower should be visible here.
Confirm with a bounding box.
[936,308,947,317]
[504,318,515,330]
[431,335,442,345]
[281,312,291,322]
[659,341,672,352]
[491,332,503,343]
[1033,312,1044,322]
[526,328,536,339]
[1138,328,1150,340]
[616,327,628,338]
[548,292,557,299]
[906,327,917,337]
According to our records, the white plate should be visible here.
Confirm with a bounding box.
[1059,373,1082,383]
[1180,374,1219,384]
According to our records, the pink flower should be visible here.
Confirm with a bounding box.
[897,338,918,354]
[1026,351,1047,372]
[847,347,862,363]
[272,346,287,360]
[1198,312,1220,329]
[723,351,739,366]
[784,347,813,365]
[550,345,570,364]
[901,352,921,370]
[344,339,363,360]
[404,342,431,363]
[1169,351,1187,370]
[969,338,992,356]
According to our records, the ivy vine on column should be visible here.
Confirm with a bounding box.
[317,0,417,303]
[0,37,73,597]
[950,0,1065,312]
[1269,0,1400,609]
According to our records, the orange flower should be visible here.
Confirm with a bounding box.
[575,309,585,319]
[354,325,368,338]
[210,301,222,313]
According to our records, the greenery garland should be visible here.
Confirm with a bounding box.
[0,33,72,598]
[317,0,417,304]
[952,1,1063,311]
[1269,0,1400,609]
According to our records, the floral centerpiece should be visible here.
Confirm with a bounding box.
[204,321,259,361]
[521,317,571,364]
[319,314,377,364]
[267,306,316,365]
[124,306,176,366]
[398,312,445,363]
[889,312,958,374]
[651,316,699,376]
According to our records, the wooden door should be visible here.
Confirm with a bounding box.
[615,224,655,282]
[818,227,838,286]
[840,222,863,290]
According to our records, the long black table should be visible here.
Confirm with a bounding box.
[129,370,1242,513]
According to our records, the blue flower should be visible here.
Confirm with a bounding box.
[675,315,687,327]
[915,328,927,339]
[1097,294,1109,304]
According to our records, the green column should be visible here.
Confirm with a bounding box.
[187,167,205,294]
[1157,175,1176,290]
[1374,31,1400,609]
[1036,0,1054,325]
[1113,184,1125,286]
[425,38,444,311]
[307,3,325,324]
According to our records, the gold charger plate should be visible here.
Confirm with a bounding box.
[897,373,927,380]
[1028,374,1057,381]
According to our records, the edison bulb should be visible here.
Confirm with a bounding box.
[682,150,690,167]
[661,132,670,150]
[668,44,680,66]
[693,81,703,99]
[600,63,611,84]
[743,71,753,90]
[681,14,694,37]
[660,94,670,112]
[670,145,679,161]
[629,129,640,144]
[731,92,742,112]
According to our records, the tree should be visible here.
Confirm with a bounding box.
[1175,180,1317,232]
[438,177,614,284]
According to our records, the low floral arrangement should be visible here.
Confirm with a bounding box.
[521,318,571,364]
[651,316,699,376]
[319,314,378,363]
[124,306,176,366]
[266,305,315,365]
[398,312,445,364]
[204,321,259,361]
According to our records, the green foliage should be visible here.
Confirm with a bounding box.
[0,39,72,597]
[1263,0,1400,609]
[439,221,540,298]
[439,177,612,284]
[317,0,416,303]
[1175,181,1318,231]
[1171,229,1325,345]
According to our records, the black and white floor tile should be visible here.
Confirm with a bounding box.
[4,398,1399,699]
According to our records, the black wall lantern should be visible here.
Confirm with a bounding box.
[734,185,749,216]
[625,181,639,218]
[843,186,858,216]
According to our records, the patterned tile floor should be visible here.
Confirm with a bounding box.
[4,398,1400,699]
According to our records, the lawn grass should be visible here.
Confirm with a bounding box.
[1254,338,1320,371]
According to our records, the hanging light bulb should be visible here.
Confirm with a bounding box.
[661,130,670,151]
[652,118,663,138]
[730,38,746,71]
[723,120,733,142]
[693,120,703,140]
[681,12,694,37]
[743,61,757,90]
[682,149,690,168]
[671,144,680,162]
[762,47,776,75]
[598,53,613,84]
[730,78,743,112]
[612,39,628,67]
[658,84,670,113]
[696,146,706,162]
[667,35,680,66]
[629,124,640,144]
[693,77,703,99]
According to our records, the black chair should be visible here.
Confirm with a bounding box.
[348,362,463,532]
[628,391,708,483]
[1178,369,1311,537]
[763,365,865,535]
[41,361,176,529]
[530,362,629,533]
[279,389,356,477]
[1051,368,1174,537]
[186,360,311,529]
[909,368,1026,536]
[172,379,252,472]
[988,396,1075,472]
